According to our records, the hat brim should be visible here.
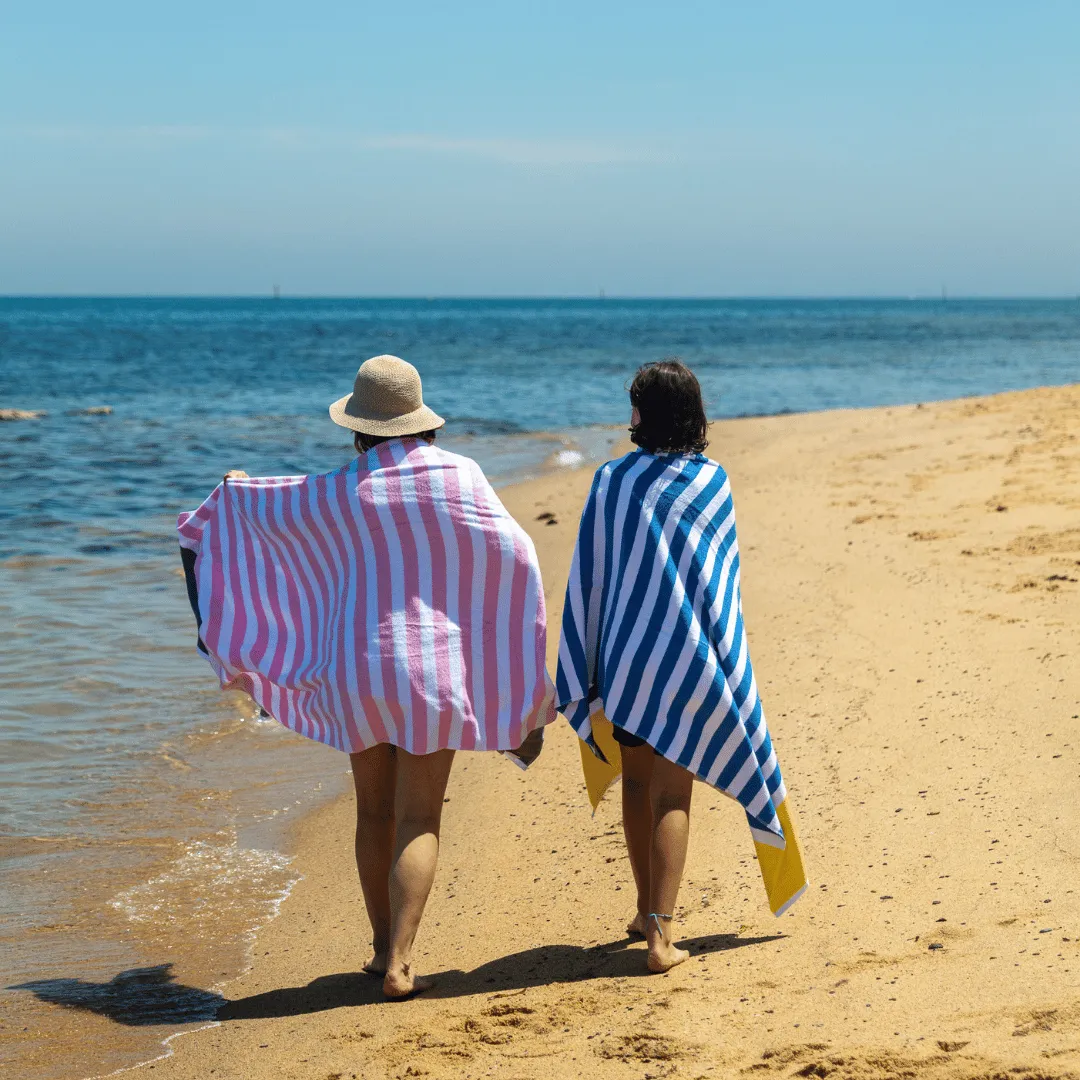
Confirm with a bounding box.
[329,394,445,437]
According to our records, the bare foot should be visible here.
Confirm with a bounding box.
[627,912,647,938]
[383,965,435,1000]
[363,951,387,976]
[647,942,690,973]
[646,918,690,973]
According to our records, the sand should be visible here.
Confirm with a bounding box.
[112,385,1080,1078]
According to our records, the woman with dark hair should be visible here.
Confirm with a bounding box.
[557,360,804,973]
[628,359,710,456]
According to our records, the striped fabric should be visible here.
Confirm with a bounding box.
[556,449,788,846]
[178,437,556,758]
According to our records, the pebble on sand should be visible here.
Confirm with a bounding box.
[0,408,46,421]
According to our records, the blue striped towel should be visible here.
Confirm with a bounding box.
[556,449,790,848]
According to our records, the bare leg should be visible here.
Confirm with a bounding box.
[384,748,455,999]
[620,743,655,937]
[646,754,694,973]
[350,745,397,975]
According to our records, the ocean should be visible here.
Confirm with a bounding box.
[2,296,1078,1077]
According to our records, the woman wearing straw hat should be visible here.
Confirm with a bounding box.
[187,355,555,999]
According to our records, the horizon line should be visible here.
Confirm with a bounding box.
[2,293,1079,302]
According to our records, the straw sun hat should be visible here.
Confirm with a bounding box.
[329,355,445,437]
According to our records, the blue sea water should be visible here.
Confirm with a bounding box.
[1,296,1078,1077]
[2,296,1079,561]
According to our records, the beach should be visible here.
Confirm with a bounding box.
[5,0,1079,1070]
[6,298,1078,1079]
[30,380,1072,1080]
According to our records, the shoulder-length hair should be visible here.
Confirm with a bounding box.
[354,430,437,454]
[628,360,709,455]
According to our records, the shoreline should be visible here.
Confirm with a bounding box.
[1,423,623,1080]
[8,382,1080,1079]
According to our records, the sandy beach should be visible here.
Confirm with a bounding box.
[30,382,1080,1079]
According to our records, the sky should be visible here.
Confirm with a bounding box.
[1,1,1078,296]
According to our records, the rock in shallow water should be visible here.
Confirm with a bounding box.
[0,408,46,421]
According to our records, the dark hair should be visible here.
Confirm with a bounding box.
[354,430,437,454]
[628,360,709,454]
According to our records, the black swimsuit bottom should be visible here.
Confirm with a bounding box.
[611,725,647,749]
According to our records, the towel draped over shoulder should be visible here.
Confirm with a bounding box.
[178,438,555,762]
[556,449,807,913]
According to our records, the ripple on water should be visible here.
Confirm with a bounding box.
[109,837,298,933]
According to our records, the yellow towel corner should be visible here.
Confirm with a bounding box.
[754,798,808,916]
[579,711,623,812]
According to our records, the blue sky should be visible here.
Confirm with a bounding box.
[1,2,1078,295]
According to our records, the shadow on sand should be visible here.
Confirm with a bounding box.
[7,964,225,1026]
[9,932,783,1026]
[220,931,784,1019]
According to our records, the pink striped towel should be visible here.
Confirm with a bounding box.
[177,438,556,760]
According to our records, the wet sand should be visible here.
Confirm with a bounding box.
[37,384,1080,1078]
